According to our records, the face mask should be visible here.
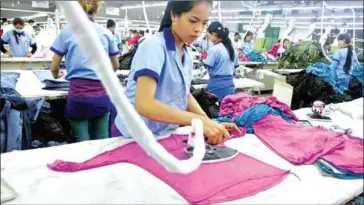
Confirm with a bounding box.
[14,28,23,33]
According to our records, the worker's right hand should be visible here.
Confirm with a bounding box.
[6,51,13,57]
[55,70,65,79]
[201,118,230,145]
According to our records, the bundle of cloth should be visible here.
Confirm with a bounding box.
[278,40,330,69]
[246,51,267,64]
[33,70,69,91]
[216,93,363,179]
[286,63,363,110]
[1,72,44,153]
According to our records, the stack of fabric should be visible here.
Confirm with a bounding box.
[33,70,69,91]
[246,51,267,64]
[278,41,330,69]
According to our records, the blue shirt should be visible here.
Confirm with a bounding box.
[115,28,193,138]
[1,30,35,57]
[239,40,255,55]
[333,47,358,79]
[203,42,239,77]
[193,36,213,53]
[50,19,119,81]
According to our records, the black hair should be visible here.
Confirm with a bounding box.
[12,17,25,26]
[28,19,35,24]
[207,21,235,62]
[234,32,239,36]
[106,19,116,28]
[283,39,289,44]
[158,0,212,32]
[139,30,145,36]
[277,39,281,43]
[2,18,8,23]
[338,33,353,74]
[244,31,254,41]
[146,29,149,33]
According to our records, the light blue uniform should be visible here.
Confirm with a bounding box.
[239,40,255,55]
[50,18,119,81]
[193,36,213,53]
[1,30,35,57]
[114,28,193,138]
[203,42,239,102]
[113,32,122,49]
[332,47,358,87]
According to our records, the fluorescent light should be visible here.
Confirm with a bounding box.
[120,2,167,10]
[212,6,323,13]
[326,5,363,9]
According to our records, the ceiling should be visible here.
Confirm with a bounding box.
[1,1,363,30]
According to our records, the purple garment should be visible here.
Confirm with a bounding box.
[48,134,289,204]
[220,93,298,121]
[252,114,363,174]
[65,78,112,120]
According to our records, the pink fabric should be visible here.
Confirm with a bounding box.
[220,93,298,121]
[321,136,364,174]
[268,43,281,58]
[48,134,289,204]
[252,115,364,174]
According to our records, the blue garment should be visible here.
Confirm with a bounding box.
[307,62,350,94]
[1,72,20,89]
[50,18,119,81]
[193,36,213,52]
[332,47,358,87]
[1,30,35,57]
[0,87,43,153]
[351,63,364,83]
[315,158,364,180]
[203,42,239,102]
[247,52,267,64]
[239,40,255,55]
[114,28,193,138]
[235,104,293,128]
[33,70,69,91]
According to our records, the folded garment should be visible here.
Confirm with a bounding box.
[192,79,208,85]
[43,80,69,91]
[247,52,267,64]
[34,70,69,91]
[1,72,20,89]
[315,158,364,179]
[48,134,289,205]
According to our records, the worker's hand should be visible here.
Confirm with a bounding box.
[220,122,242,135]
[201,118,231,145]
[26,52,32,57]
[55,70,65,79]
[6,51,13,57]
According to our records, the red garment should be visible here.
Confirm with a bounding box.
[127,35,140,46]
[268,43,281,58]
[48,134,289,204]
[252,115,364,174]
[220,93,298,121]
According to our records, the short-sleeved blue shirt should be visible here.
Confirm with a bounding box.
[114,28,193,138]
[1,29,35,57]
[50,19,119,81]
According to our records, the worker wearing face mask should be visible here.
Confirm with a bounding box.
[0,17,37,57]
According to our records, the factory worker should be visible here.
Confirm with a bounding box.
[49,0,120,142]
[0,17,37,57]
[330,33,358,88]
[113,1,241,145]
[203,21,239,102]
[277,38,289,57]
[106,19,122,53]
[238,31,255,57]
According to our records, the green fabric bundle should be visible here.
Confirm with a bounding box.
[278,40,330,69]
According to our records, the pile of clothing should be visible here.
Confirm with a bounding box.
[286,63,363,110]
[47,92,363,204]
[33,70,69,91]
[216,93,363,179]
[246,51,267,64]
[117,74,128,87]
[1,72,44,153]
[278,41,330,69]
[190,87,220,118]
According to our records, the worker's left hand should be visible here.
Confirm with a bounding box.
[26,52,33,57]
